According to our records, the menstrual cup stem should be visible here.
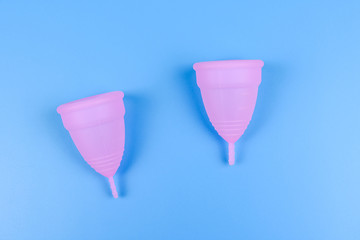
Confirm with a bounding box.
[228,142,235,165]
[108,177,118,198]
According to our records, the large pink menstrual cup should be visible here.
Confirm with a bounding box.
[57,91,125,198]
[193,60,264,165]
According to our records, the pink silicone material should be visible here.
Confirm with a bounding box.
[193,60,264,165]
[57,91,125,198]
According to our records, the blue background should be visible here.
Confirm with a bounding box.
[1,0,359,239]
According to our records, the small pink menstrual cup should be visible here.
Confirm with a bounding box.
[193,60,264,165]
[57,91,125,198]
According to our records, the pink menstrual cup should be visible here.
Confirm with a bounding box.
[193,60,264,165]
[57,91,125,198]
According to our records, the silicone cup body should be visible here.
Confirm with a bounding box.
[57,91,125,198]
[193,60,264,165]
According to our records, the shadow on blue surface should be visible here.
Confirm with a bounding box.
[178,66,228,165]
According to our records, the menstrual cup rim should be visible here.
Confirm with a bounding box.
[57,91,124,114]
[193,60,264,71]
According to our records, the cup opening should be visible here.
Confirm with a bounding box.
[57,91,124,114]
[193,60,264,71]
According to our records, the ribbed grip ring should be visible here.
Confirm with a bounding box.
[86,153,123,177]
[212,121,249,140]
